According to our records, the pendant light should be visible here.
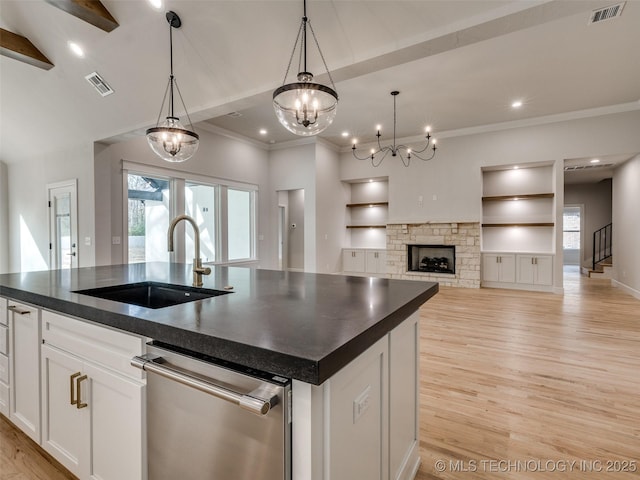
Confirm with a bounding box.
[146,11,199,163]
[273,0,338,136]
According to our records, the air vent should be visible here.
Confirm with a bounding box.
[589,2,625,24]
[85,72,114,97]
[226,111,243,118]
[564,163,613,171]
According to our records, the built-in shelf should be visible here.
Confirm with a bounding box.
[482,223,554,228]
[346,225,387,229]
[482,193,554,202]
[346,202,389,208]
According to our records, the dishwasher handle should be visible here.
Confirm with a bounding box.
[131,354,272,416]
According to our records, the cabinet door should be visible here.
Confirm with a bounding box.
[365,251,378,274]
[517,255,536,284]
[499,255,516,283]
[41,344,84,477]
[343,249,365,272]
[84,361,144,480]
[9,302,41,443]
[534,256,553,285]
[482,254,500,282]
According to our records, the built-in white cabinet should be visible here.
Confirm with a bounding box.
[8,301,41,444]
[343,249,366,273]
[343,248,387,276]
[481,163,555,292]
[482,253,553,291]
[482,254,516,283]
[366,250,387,275]
[0,297,8,416]
[41,310,146,480]
[517,254,553,286]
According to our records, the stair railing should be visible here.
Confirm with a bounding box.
[593,223,612,271]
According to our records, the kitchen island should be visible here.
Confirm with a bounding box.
[0,263,438,480]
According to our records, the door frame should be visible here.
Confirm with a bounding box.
[47,179,78,269]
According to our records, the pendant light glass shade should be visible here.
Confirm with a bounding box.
[273,73,338,136]
[146,11,199,163]
[146,116,199,163]
[273,0,338,136]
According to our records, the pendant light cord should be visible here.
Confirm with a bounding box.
[169,20,174,118]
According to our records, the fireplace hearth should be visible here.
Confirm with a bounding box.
[407,245,455,274]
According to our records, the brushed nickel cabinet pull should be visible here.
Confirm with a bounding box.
[70,372,81,405]
[76,375,88,409]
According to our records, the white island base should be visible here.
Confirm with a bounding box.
[292,310,421,480]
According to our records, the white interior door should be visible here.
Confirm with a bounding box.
[48,180,78,269]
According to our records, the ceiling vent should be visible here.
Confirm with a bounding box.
[589,2,625,24]
[564,163,613,171]
[85,72,114,97]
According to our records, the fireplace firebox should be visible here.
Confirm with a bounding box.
[407,245,455,274]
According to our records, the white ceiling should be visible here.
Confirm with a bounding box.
[1,0,639,179]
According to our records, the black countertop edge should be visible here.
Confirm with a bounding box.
[0,281,439,385]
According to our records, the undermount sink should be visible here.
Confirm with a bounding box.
[74,282,231,309]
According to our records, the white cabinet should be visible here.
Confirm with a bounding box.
[482,254,516,283]
[41,310,146,480]
[343,249,365,272]
[517,255,553,286]
[343,249,387,276]
[0,297,8,416]
[366,250,387,274]
[292,310,420,480]
[8,301,41,444]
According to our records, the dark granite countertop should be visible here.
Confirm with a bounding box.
[0,263,438,385]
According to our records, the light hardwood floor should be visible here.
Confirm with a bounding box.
[1,269,638,479]
[415,268,640,479]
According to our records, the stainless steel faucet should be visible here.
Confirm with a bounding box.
[168,214,212,287]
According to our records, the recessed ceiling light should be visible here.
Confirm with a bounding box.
[513,166,519,170]
[68,41,85,58]
[341,131,349,137]
[259,129,267,135]
[511,100,523,108]
[590,158,600,164]
[147,0,163,9]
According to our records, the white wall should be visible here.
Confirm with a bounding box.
[7,143,95,273]
[314,142,349,273]
[0,161,8,273]
[564,179,612,269]
[94,128,271,267]
[339,110,640,290]
[268,142,317,271]
[612,154,640,298]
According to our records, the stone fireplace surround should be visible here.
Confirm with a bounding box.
[386,222,481,288]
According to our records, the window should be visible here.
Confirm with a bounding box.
[127,174,170,263]
[124,163,257,265]
[227,188,254,261]
[185,182,217,263]
[563,207,581,250]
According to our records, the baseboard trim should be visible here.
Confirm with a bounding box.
[611,279,640,300]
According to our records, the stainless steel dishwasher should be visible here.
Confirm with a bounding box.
[132,342,291,480]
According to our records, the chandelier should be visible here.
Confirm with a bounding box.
[352,91,437,167]
[146,11,199,163]
[272,0,338,136]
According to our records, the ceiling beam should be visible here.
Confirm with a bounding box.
[0,28,54,70]
[44,0,119,32]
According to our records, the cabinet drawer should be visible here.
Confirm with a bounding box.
[0,325,7,355]
[0,380,8,416]
[0,297,7,326]
[42,310,146,380]
[0,353,7,384]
